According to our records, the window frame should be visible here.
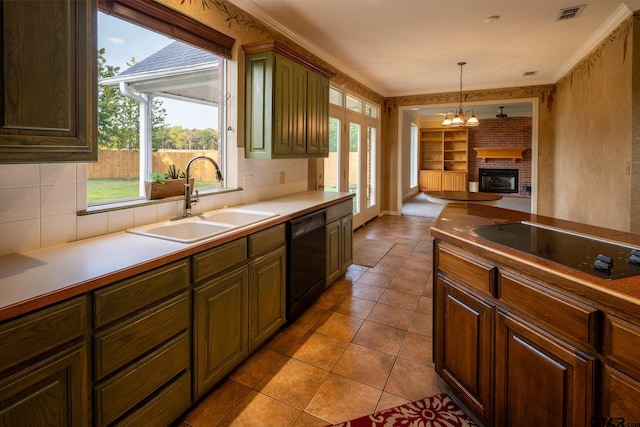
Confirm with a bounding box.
[98,0,234,59]
[84,0,237,211]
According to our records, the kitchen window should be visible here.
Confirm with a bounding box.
[91,0,234,207]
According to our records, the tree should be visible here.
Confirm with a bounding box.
[97,48,168,151]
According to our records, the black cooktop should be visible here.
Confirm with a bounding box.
[468,222,640,280]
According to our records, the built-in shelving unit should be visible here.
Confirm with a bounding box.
[418,128,468,191]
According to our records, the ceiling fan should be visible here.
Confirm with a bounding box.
[496,106,508,119]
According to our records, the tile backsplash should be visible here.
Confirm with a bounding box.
[0,152,308,256]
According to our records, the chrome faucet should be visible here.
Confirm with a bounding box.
[183,155,224,217]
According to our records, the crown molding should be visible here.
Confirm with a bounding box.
[553,3,633,82]
[227,0,383,94]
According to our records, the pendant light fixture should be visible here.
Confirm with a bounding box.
[442,61,479,127]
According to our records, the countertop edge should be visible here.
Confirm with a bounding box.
[0,191,354,322]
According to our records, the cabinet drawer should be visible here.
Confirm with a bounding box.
[326,200,352,223]
[603,314,640,379]
[193,238,247,283]
[249,224,285,257]
[0,296,87,372]
[499,271,598,348]
[94,293,189,380]
[95,333,189,427]
[438,243,496,296]
[94,259,189,328]
[116,371,191,427]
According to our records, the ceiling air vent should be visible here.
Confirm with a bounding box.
[556,5,586,21]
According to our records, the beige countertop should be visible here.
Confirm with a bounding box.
[0,191,353,322]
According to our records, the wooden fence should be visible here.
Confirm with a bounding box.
[87,149,220,181]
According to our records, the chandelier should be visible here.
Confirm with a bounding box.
[442,62,479,127]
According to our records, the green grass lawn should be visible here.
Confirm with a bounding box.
[88,178,218,203]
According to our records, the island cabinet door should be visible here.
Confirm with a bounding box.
[434,275,494,425]
[600,365,640,424]
[494,311,595,427]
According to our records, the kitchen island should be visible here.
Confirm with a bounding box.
[0,191,353,427]
[431,203,640,426]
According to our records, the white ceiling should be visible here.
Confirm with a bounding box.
[229,0,640,100]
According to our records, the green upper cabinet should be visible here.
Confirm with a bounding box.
[0,0,97,163]
[243,41,333,159]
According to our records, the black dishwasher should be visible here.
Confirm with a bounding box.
[287,210,326,321]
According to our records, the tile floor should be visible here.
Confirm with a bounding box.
[178,214,451,426]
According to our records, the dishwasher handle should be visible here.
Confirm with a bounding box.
[290,211,326,239]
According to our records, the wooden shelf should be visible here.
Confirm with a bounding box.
[473,147,526,162]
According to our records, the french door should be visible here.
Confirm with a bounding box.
[325,106,379,228]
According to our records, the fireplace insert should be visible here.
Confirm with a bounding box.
[479,168,518,193]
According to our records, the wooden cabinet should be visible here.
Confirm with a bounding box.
[192,224,286,398]
[0,0,97,163]
[92,260,190,426]
[495,311,595,427]
[243,40,333,159]
[193,265,248,398]
[442,171,468,191]
[434,275,493,424]
[326,199,353,286]
[419,170,442,192]
[435,241,600,426]
[249,246,287,351]
[0,297,89,426]
[601,365,640,424]
[418,128,468,191]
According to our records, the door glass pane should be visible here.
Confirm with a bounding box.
[349,122,361,213]
[324,116,341,192]
[366,126,377,208]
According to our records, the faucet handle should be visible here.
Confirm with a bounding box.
[192,190,200,206]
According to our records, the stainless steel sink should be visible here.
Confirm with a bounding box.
[127,208,279,243]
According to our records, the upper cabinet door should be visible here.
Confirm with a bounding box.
[243,40,333,160]
[0,0,97,163]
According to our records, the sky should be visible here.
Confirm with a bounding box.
[97,12,218,130]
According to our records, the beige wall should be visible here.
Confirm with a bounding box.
[555,17,633,232]
[161,0,637,231]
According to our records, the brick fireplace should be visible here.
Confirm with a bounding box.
[468,117,532,198]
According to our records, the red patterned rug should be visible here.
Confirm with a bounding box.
[329,393,478,427]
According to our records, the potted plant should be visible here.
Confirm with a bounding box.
[145,164,194,200]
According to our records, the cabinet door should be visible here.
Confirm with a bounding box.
[340,215,353,271]
[249,246,286,351]
[0,0,97,163]
[245,51,274,159]
[442,172,467,191]
[600,365,640,424]
[307,70,329,156]
[495,311,595,427]
[0,344,88,426]
[326,219,342,285]
[434,275,493,424]
[274,55,306,156]
[193,266,248,398]
[419,170,442,191]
